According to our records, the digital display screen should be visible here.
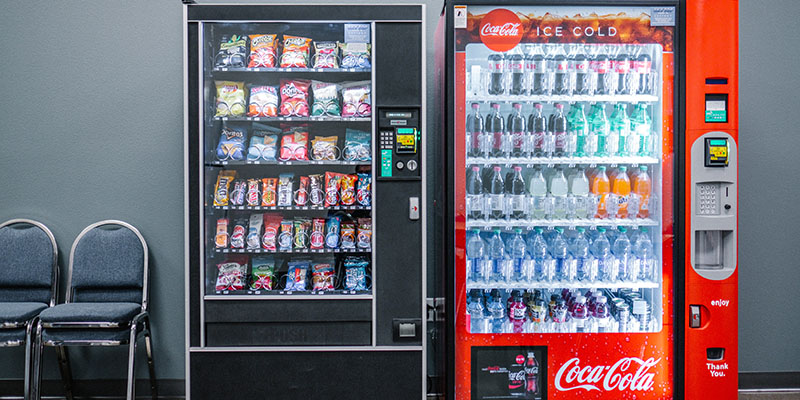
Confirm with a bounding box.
[395,128,417,154]
[385,111,413,118]
[705,138,729,167]
[705,94,728,123]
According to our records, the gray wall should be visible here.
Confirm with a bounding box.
[0,0,795,386]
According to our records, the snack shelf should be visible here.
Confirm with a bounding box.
[466,281,660,291]
[214,248,370,254]
[466,155,660,166]
[205,291,372,299]
[465,94,659,104]
[206,160,371,167]
[213,116,371,122]
[213,205,370,211]
[212,67,371,73]
[465,218,659,230]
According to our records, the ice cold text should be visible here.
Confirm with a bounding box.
[535,26,618,37]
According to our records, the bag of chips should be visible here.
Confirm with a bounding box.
[280,35,312,68]
[250,257,276,290]
[340,42,371,69]
[341,221,356,249]
[216,125,247,161]
[324,172,343,207]
[215,257,248,291]
[278,219,293,251]
[215,81,247,117]
[213,171,236,206]
[248,134,278,161]
[293,219,311,250]
[247,85,279,117]
[312,41,339,69]
[311,263,335,291]
[310,218,325,250]
[277,173,294,206]
[356,173,371,206]
[261,178,277,207]
[279,79,311,117]
[325,215,341,249]
[311,136,338,161]
[285,260,310,291]
[357,218,372,250]
[215,218,229,248]
[215,35,248,68]
[309,174,325,206]
[279,126,309,161]
[231,219,247,249]
[340,174,357,206]
[311,81,341,117]
[247,214,263,250]
[343,129,372,161]
[295,176,309,206]
[261,214,282,251]
[248,34,278,68]
[341,81,371,117]
[343,256,369,291]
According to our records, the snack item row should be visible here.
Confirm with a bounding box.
[215,34,371,69]
[213,170,371,207]
[215,214,372,251]
[214,79,371,118]
[214,255,370,292]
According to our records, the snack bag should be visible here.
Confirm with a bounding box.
[247,85,279,117]
[216,124,247,161]
[285,260,310,291]
[340,174,357,206]
[215,81,246,117]
[278,219,293,251]
[310,218,325,250]
[295,176,309,206]
[343,256,369,291]
[230,180,246,206]
[279,79,311,117]
[324,172,343,207]
[215,257,248,291]
[277,173,294,206]
[341,81,371,117]
[280,35,312,68]
[250,257,276,290]
[356,173,371,206]
[341,222,357,249]
[261,178,277,206]
[215,35,248,68]
[261,214,283,251]
[309,174,325,206]
[248,34,278,68]
[231,219,247,249]
[293,219,311,250]
[311,81,341,117]
[312,41,339,69]
[339,42,371,69]
[311,263,335,291]
[311,136,338,161]
[215,218,229,248]
[247,214,263,250]
[325,216,341,249]
[213,171,236,206]
[247,134,278,161]
[245,179,260,207]
[357,218,372,250]
[343,129,372,161]
[279,126,309,161]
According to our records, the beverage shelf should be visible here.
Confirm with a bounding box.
[465,218,658,230]
[213,116,371,122]
[212,66,370,73]
[214,248,369,254]
[213,205,370,211]
[207,159,370,167]
[466,155,659,166]
[204,291,372,300]
[465,94,659,104]
[466,280,659,291]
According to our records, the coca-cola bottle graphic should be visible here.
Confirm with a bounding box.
[524,352,539,397]
[488,53,505,95]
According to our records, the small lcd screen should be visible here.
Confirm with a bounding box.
[395,129,417,154]
[705,94,728,123]
[385,111,412,118]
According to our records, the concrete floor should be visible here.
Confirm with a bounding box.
[739,392,800,399]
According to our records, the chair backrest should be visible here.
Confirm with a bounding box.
[67,220,148,310]
[0,219,58,305]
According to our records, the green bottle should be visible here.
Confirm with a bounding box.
[630,103,653,156]
[589,103,610,157]
[610,103,630,156]
[569,103,588,157]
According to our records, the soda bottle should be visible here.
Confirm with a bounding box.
[590,166,610,218]
[572,295,589,332]
[552,298,569,332]
[571,227,596,282]
[508,103,526,157]
[630,103,653,157]
[592,227,614,281]
[529,46,548,95]
[613,227,633,281]
[487,53,505,95]
[615,47,631,95]
[550,227,569,281]
[551,103,569,157]
[633,227,655,281]
[632,165,652,218]
[592,50,612,95]
[466,166,484,220]
[528,167,548,220]
[508,53,525,95]
[570,167,590,218]
[488,229,506,282]
[635,50,653,95]
[506,289,520,314]
[612,166,631,218]
[610,103,630,156]
[593,295,611,332]
[467,289,486,333]
[552,45,569,95]
[569,103,589,157]
[466,103,485,158]
[549,167,568,219]
[486,289,506,333]
[487,103,505,157]
[528,103,547,157]
[508,292,527,333]
[509,229,527,283]
[589,103,610,157]
[508,166,526,219]
[466,229,486,283]
[573,45,591,95]
[527,227,550,282]
[524,352,540,396]
[488,166,505,219]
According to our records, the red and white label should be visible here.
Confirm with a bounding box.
[555,357,660,392]
[479,9,523,52]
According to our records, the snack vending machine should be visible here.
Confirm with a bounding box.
[184,4,426,399]
[440,0,738,398]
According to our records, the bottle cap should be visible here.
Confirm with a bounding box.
[513,166,522,171]
[555,103,563,109]
[598,166,606,171]
[493,166,501,171]
[640,165,648,172]
[491,103,500,109]
[577,227,586,233]
[597,227,606,233]
[472,229,481,234]
[619,166,627,172]
[555,227,564,233]
[471,102,480,109]
[576,295,586,303]
[618,227,627,233]
[535,227,544,233]
[493,228,501,234]
[512,103,522,109]
[472,165,480,171]
[514,228,522,234]
[534,103,543,110]
[641,227,648,233]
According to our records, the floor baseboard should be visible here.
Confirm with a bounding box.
[0,379,184,399]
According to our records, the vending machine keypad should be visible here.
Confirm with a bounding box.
[697,183,720,215]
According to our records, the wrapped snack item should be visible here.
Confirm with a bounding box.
[261,214,283,251]
[357,218,372,250]
[247,85,279,117]
[213,171,236,206]
[280,35,312,68]
[311,136,338,161]
[278,219,293,251]
[279,126,309,161]
[246,214,263,250]
[340,174,357,206]
[324,172,343,207]
[247,134,278,161]
[309,174,325,206]
[285,260,310,291]
[343,129,372,161]
[261,178,277,207]
[230,180,246,206]
[245,179,260,207]
[295,176,309,206]
[325,216,341,249]
[310,218,325,250]
[248,34,278,68]
[293,219,311,250]
[215,218,229,248]
[340,221,356,249]
[344,256,369,291]
[215,81,246,117]
[311,263,335,291]
[277,173,294,206]
[339,42,371,69]
[215,257,248,291]
[312,41,339,69]
[230,219,247,249]
[341,81,371,117]
[216,124,247,161]
[214,35,248,68]
[249,257,276,290]
[279,79,311,117]
[311,81,341,117]
[356,173,371,206]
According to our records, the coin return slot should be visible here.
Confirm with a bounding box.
[707,347,725,361]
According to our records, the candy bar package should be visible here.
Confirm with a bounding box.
[311,81,341,117]
[343,256,369,291]
[279,79,311,117]
[311,263,335,291]
[246,178,260,207]
[215,81,247,117]
[340,221,356,249]
[261,214,283,251]
[308,174,325,206]
[213,171,236,206]
[216,124,247,161]
[312,41,339,69]
[215,218,229,249]
[248,34,278,68]
[293,219,311,250]
[324,172,343,207]
[215,257,248,291]
[341,81,371,117]
[247,134,278,161]
[356,173,371,206]
[249,257,276,290]
[279,125,309,161]
[340,174,357,206]
[246,213,263,250]
[343,129,371,161]
[214,35,248,68]
[295,176,309,206]
[278,219,294,251]
[339,42,371,69]
[230,219,247,249]
[230,180,246,206]
[277,173,294,207]
[310,218,325,250]
[325,215,341,249]
[260,178,277,207]
[247,85,279,117]
[357,218,372,251]
[280,35,312,68]
[285,260,310,291]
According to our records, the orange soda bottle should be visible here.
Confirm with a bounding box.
[591,166,610,218]
[632,165,652,218]
[612,166,631,218]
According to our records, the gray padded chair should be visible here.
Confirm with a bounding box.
[0,219,58,400]
[33,220,156,400]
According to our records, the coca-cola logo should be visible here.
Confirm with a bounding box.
[516,355,525,364]
[479,9,523,52]
[555,357,660,392]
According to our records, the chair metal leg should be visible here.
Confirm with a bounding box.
[144,326,157,400]
[32,323,43,400]
[126,325,138,400]
[24,318,37,400]
[56,346,74,400]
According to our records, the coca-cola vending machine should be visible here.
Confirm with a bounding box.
[439,0,738,398]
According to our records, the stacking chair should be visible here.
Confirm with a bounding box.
[0,219,58,400]
[34,220,156,400]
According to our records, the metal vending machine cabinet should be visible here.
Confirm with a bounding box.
[440,0,738,398]
[184,4,426,399]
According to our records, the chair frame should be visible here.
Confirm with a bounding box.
[33,220,156,400]
[0,218,58,400]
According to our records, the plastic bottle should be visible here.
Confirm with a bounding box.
[593,295,611,332]
[572,295,589,332]
[508,292,527,333]
[467,289,486,333]
[592,49,612,95]
[553,45,569,95]
[570,167,590,218]
[589,103,610,157]
[569,103,589,157]
[571,227,596,282]
[613,227,633,281]
[633,227,655,281]
[466,103,485,158]
[549,167,568,219]
[592,227,614,281]
[487,54,505,95]
[590,166,611,218]
[466,229,486,283]
[508,53,525,96]
[573,45,591,95]
[631,103,653,157]
[527,227,550,282]
[632,165,652,218]
[635,49,653,95]
[528,167,548,220]
[508,229,527,283]
[487,103,505,157]
[530,47,548,95]
[611,165,631,219]
[529,103,547,157]
[550,227,569,281]
[466,166,484,220]
[615,47,631,95]
[508,103,526,157]
[610,103,630,156]
[488,166,505,219]
[551,104,569,157]
[486,289,506,333]
[488,229,506,282]
[506,166,526,220]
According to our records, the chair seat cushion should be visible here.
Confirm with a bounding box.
[41,328,132,344]
[39,303,141,325]
[0,328,26,344]
[0,302,48,325]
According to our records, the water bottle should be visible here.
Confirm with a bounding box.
[508,229,527,283]
[633,227,655,281]
[612,227,633,281]
[488,229,507,283]
[527,227,551,282]
[528,167,548,220]
[570,167,590,219]
[550,227,570,282]
[466,229,487,283]
[466,166,484,220]
[508,166,527,220]
[467,289,486,333]
[549,167,569,219]
[486,289,506,333]
[592,227,614,282]
[571,227,597,282]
